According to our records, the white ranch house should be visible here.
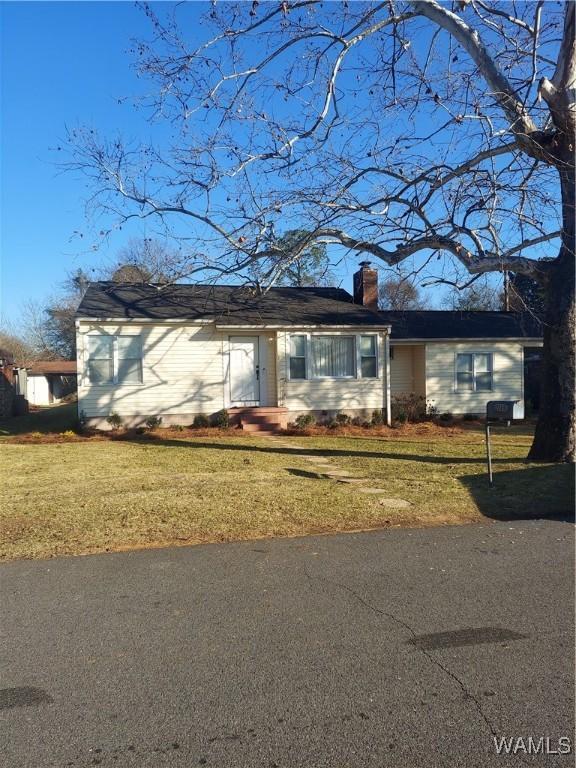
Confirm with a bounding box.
[75,264,542,431]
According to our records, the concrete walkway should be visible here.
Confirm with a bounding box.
[268,436,412,508]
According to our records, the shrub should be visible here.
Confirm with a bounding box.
[391,393,427,423]
[106,412,123,430]
[192,414,210,429]
[327,419,339,429]
[212,409,230,428]
[371,409,386,426]
[335,412,351,426]
[351,416,364,427]
[30,431,43,439]
[439,412,453,422]
[426,401,439,419]
[60,430,76,439]
[462,412,477,422]
[394,411,408,425]
[295,413,315,429]
[145,415,163,430]
[170,424,185,432]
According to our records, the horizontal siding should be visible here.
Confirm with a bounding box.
[77,323,227,419]
[425,342,523,414]
[390,345,426,397]
[277,331,385,412]
[390,346,413,394]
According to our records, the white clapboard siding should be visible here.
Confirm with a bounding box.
[78,323,227,419]
[425,341,524,414]
[276,331,385,413]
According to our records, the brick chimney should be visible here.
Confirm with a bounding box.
[353,261,378,311]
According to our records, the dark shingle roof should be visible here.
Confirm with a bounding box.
[76,282,385,327]
[378,310,542,340]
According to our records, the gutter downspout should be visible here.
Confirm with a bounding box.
[384,332,392,426]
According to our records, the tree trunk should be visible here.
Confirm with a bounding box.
[528,152,575,463]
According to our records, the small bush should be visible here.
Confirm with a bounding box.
[170,424,185,432]
[106,412,123,430]
[391,393,427,423]
[395,411,408,424]
[60,430,76,439]
[212,409,230,428]
[439,412,453,422]
[335,412,351,426]
[426,401,439,419]
[351,416,364,427]
[145,415,163,430]
[371,409,386,426]
[327,419,339,429]
[192,414,210,429]
[295,413,315,429]
[30,431,43,439]
[462,413,477,422]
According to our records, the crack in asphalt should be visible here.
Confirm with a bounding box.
[303,568,501,742]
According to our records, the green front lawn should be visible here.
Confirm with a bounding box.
[1,425,572,561]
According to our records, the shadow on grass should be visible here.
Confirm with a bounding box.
[459,464,575,522]
[0,404,78,436]
[120,436,517,466]
[286,468,328,480]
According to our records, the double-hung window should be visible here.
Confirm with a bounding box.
[117,336,143,384]
[289,335,307,379]
[360,335,378,378]
[456,353,492,392]
[86,335,143,385]
[87,336,114,384]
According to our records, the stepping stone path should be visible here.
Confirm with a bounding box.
[265,437,411,508]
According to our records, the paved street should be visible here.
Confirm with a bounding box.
[1,519,574,767]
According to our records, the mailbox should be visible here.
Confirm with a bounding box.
[486,400,524,422]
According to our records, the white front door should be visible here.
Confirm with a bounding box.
[229,337,260,406]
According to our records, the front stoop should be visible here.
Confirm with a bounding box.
[228,406,289,434]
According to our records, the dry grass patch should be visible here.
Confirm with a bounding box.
[0,428,572,561]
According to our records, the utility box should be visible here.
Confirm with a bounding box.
[486,400,524,422]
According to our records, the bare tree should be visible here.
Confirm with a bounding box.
[442,278,502,311]
[251,229,334,287]
[379,275,424,310]
[65,1,575,461]
[0,328,37,367]
[104,237,190,283]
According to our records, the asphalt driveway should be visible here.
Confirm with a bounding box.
[0,519,574,767]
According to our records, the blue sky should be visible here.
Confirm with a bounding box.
[1,1,535,323]
[1,1,164,319]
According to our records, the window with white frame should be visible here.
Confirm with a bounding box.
[456,352,493,392]
[288,334,379,380]
[289,335,307,379]
[87,335,143,385]
[87,336,114,384]
[360,335,378,378]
